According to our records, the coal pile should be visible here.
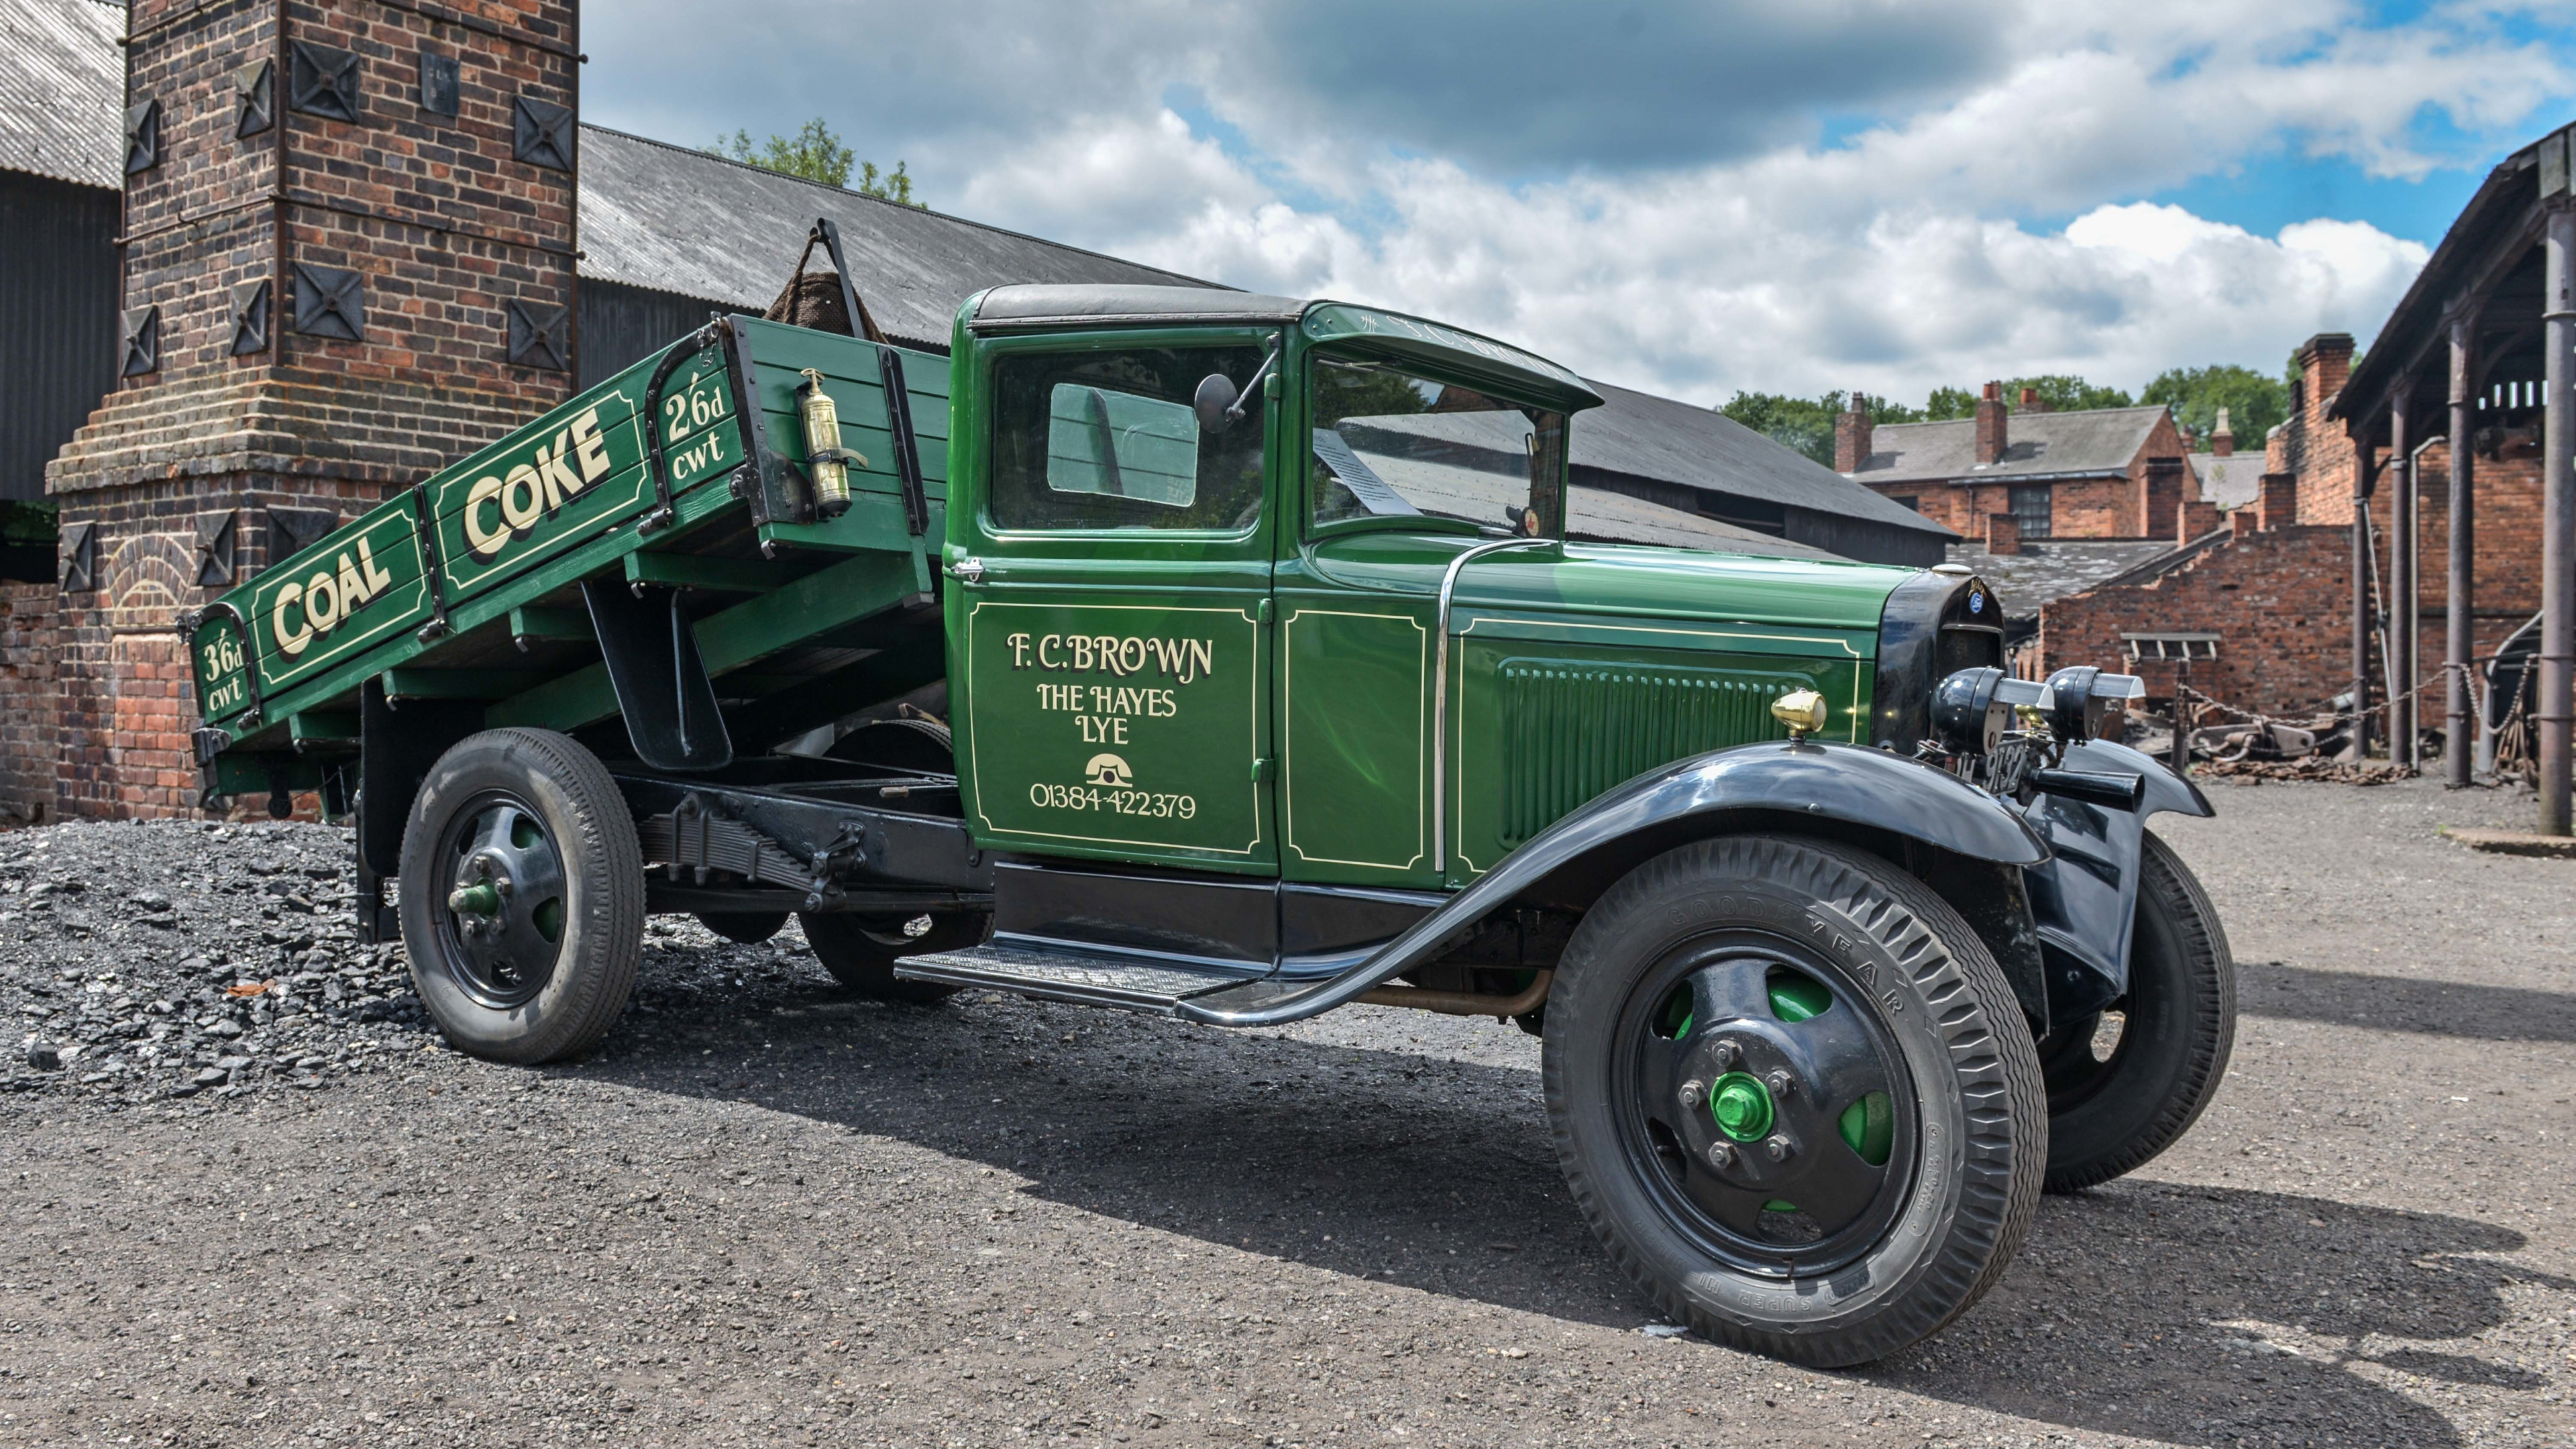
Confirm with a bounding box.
[2,818,834,1109]
[0,820,433,1104]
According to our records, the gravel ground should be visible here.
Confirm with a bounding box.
[2,777,2571,1448]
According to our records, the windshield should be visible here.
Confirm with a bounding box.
[1308,354,1566,537]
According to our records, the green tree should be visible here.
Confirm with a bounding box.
[2141,364,2290,451]
[1919,375,2131,419]
[1718,390,1921,468]
[853,160,922,207]
[710,119,926,207]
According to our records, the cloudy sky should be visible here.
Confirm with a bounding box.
[584,1,2575,407]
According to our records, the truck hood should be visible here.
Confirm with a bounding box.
[1307,533,1922,643]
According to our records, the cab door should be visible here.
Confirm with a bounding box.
[947,328,1280,877]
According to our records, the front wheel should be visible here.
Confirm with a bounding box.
[398,729,645,1064]
[2038,830,2235,1191]
[1543,835,2047,1367]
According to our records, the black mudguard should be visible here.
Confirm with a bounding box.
[2019,738,2213,1022]
[1177,740,2047,1027]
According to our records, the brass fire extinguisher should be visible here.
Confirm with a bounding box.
[795,368,867,519]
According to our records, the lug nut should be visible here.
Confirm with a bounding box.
[1764,1134,1793,1162]
[1678,1079,1707,1110]
[1711,1039,1740,1069]
[1707,1142,1734,1169]
[1767,1069,1795,1099]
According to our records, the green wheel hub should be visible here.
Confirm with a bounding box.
[1709,1071,1774,1142]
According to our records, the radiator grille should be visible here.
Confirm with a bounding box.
[1497,660,1806,845]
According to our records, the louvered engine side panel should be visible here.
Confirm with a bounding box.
[1496,660,1807,846]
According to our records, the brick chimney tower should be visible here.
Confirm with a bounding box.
[2210,406,2234,458]
[39,0,580,820]
[1974,381,2008,465]
[1833,392,1875,473]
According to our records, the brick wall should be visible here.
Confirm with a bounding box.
[1860,408,2195,541]
[2037,523,2357,716]
[2125,411,2193,535]
[32,0,578,820]
[0,580,58,823]
[2360,435,2546,700]
[1875,472,2142,540]
[2271,333,2360,527]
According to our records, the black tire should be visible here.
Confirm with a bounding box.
[398,729,645,1064]
[798,910,988,1004]
[1542,835,2047,1367]
[696,911,790,945]
[2037,830,2235,1192]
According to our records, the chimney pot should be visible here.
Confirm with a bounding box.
[2212,405,2234,458]
[1833,392,1875,473]
[1974,381,2009,466]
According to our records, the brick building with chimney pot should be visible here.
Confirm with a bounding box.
[1837,382,2197,547]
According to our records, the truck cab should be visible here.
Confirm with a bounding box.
[934,285,1901,996]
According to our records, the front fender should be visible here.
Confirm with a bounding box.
[2019,739,2214,1020]
[1176,741,2045,1027]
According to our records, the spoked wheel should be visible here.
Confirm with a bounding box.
[399,729,644,1063]
[2037,830,2235,1191]
[1546,835,2046,1366]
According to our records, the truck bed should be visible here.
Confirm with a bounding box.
[186,316,950,798]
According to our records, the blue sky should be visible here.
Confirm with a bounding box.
[584,1,2576,406]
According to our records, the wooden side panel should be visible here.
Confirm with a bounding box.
[239,492,433,698]
[426,341,738,602]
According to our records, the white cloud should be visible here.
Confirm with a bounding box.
[585,0,2571,405]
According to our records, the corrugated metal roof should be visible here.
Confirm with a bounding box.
[0,0,121,189]
[1576,379,1950,535]
[1336,441,1839,559]
[1856,405,2172,485]
[577,125,1220,349]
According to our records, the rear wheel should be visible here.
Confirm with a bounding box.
[2038,830,2235,1191]
[799,910,988,1004]
[398,729,644,1064]
[1543,835,2047,1366]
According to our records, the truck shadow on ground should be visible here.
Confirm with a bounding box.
[573,973,2562,1449]
[2239,960,2576,1042]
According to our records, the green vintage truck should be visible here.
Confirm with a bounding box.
[186,239,2234,1365]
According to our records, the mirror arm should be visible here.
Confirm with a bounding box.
[1226,338,1283,424]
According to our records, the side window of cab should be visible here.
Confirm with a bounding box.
[987,345,1268,533]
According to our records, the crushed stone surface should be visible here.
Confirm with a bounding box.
[0,777,2569,1446]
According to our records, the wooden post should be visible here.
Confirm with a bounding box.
[2351,445,2375,759]
[2447,314,2478,787]
[2391,396,2415,766]
[2542,204,2575,833]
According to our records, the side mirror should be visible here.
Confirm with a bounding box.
[1193,374,1240,435]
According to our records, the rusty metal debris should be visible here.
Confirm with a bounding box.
[2196,758,2416,786]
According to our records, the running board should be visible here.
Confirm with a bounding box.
[892,941,1267,1014]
